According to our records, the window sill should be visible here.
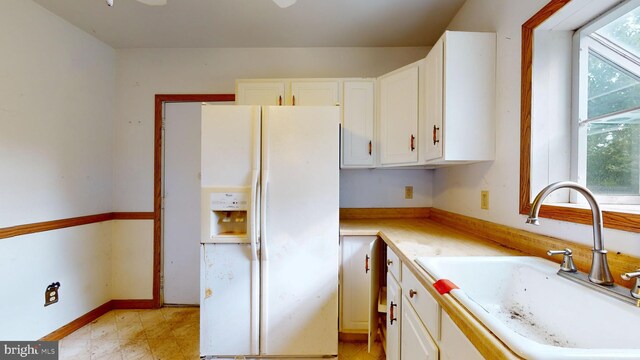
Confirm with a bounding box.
[546,202,640,214]
[519,202,640,233]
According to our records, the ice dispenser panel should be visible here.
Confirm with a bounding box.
[208,190,249,243]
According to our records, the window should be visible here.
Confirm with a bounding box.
[575,1,640,204]
[520,0,640,233]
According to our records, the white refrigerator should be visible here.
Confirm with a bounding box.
[200,105,339,358]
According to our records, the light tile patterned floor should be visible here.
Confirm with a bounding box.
[59,307,384,360]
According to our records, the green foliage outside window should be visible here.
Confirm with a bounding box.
[585,7,640,196]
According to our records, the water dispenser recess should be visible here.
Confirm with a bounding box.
[208,190,250,242]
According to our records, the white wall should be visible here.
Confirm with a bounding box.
[0,0,116,339]
[435,0,640,256]
[113,47,430,212]
[0,1,115,226]
[340,169,433,208]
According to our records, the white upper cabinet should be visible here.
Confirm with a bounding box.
[378,61,420,166]
[290,80,339,106]
[342,80,375,168]
[423,37,444,162]
[237,79,340,106]
[422,31,496,164]
[236,80,285,106]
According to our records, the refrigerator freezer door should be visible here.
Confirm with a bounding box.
[200,244,259,356]
[200,105,261,356]
[260,106,340,356]
[201,105,260,188]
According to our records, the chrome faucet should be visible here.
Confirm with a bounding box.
[526,181,614,286]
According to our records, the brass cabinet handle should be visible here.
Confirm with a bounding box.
[409,289,417,298]
[410,134,416,151]
[387,259,393,266]
[292,95,296,106]
[368,141,372,156]
[390,301,397,324]
[365,254,370,273]
[278,95,282,106]
[433,125,440,145]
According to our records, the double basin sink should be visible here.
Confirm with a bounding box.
[415,256,640,359]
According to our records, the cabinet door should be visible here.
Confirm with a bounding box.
[386,273,401,360]
[379,64,419,165]
[236,81,285,105]
[340,235,376,332]
[401,297,439,360]
[290,81,339,106]
[368,237,382,352]
[423,37,444,162]
[442,31,496,162]
[440,311,484,360]
[342,81,375,168]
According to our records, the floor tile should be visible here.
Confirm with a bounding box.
[90,322,119,341]
[90,339,122,360]
[120,339,153,360]
[114,311,142,325]
[148,338,185,360]
[58,307,386,360]
[63,326,91,340]
[118,322,147,341]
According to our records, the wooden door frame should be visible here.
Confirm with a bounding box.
[153,94,235,307]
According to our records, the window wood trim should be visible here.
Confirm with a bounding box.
[520,0,640,233]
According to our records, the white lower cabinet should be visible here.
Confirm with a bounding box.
[440,311,484,360]
[395,263,485,360]
[341,242,485,360]
[386,270,401,360]
[340,235,377,333]
[401,296,439,360]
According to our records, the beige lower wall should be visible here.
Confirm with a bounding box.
[0,223,112,340]
[110,220,154,300]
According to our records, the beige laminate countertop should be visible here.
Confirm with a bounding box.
[340,217,524,359]
[341,217,523,258]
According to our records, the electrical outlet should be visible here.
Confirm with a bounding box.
[44,282,60,307]
[481,190,489,210]
[405,186,413,199]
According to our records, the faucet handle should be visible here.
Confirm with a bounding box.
[621,270,640,281]
[621,270,640,299]
[547,248,577,273]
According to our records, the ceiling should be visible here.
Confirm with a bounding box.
[31,0,466,49]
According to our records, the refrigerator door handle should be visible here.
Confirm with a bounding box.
[260,168,269,354]
[250,169,259,261]
[260,170,269,262]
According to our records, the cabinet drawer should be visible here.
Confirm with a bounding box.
[402,264,440,341]
[387,248,401,282]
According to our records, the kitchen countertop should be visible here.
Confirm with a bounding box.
[340,217,524,359]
